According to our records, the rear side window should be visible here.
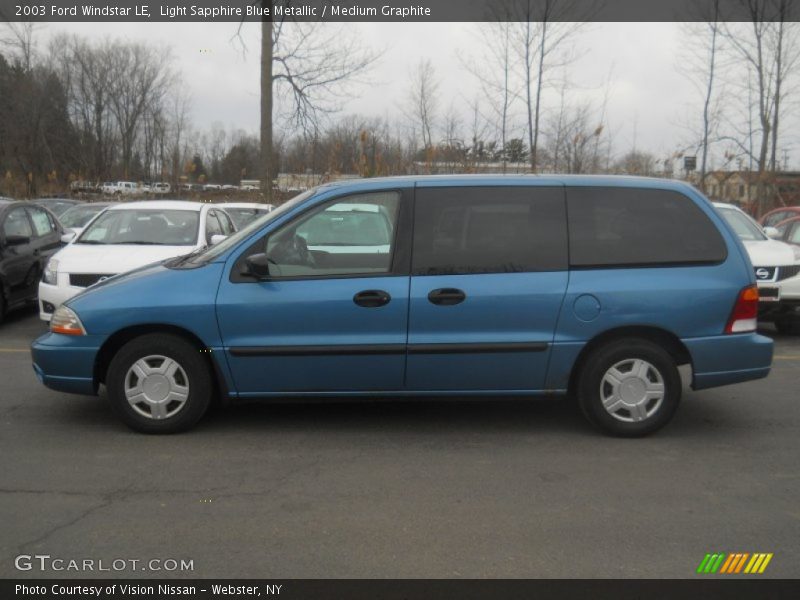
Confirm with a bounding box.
[27,206,56,237]
[567,187,727,267]
[412,186,567,275]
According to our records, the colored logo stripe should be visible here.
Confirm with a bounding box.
[698,552,773,574]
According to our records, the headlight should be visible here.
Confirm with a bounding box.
[792,246,800,262]
[50,306,86,336]
[43,258,59,285]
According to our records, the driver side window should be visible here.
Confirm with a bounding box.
[265,191,401,278]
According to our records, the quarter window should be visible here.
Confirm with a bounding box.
[567,187,727,267]
[412,187,567,275]
[265,191,401,278]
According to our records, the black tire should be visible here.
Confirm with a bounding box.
[774,316,800,335]
[577,338,681,437]
[106,333,212,433]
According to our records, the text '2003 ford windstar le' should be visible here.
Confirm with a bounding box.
[31,176,773,436]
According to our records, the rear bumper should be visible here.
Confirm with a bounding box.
[31,332,103,396]
[684,333,773,390]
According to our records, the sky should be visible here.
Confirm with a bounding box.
[29,21,800,171]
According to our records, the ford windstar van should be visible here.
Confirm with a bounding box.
[31,176,773,436]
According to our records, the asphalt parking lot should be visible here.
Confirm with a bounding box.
[1,307,799,579]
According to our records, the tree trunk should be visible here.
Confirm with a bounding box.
[770,13,784,172]
[700,7,719,193]
[525,21,534,172]
[532,20,547,173]
[261,19,274,204]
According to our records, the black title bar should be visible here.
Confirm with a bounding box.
[4,579,800,600]
[1,0,797,23]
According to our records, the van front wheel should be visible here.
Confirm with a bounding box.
[106,334,212,433]
[577,339,681,437]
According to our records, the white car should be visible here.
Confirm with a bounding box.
[715,202,800,333]
[152,182,171,194]
[102,181,137,195]
[39,200,236,321]
[220,202,274,230]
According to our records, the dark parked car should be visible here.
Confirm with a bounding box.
[0,199,64,323]
[33,198,83,217]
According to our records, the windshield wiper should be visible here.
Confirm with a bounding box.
[168,247,207,267]
[74,240,105,244]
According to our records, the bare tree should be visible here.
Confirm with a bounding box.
[544,97,608,174]
[507,0,588,172]
[679,0,725,192]
[165,88,192,188]
[107,43,173,179]
[253,12,380,202]
[1,22,38,71]
[464,14,520,172]
[408,59,440,151]
[51,36,119,179]
[721,0,800,212]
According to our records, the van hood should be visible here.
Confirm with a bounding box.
[53,243,197,275]
[741,239,797,267]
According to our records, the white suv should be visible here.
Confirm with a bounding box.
[715,202,800,333]
[102,181,137,195]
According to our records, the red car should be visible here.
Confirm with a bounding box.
[776,216,800,247]
[759,206,800,228]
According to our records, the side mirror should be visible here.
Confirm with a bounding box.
[5,234,30,246]
[210,234,227,246]
[61,231,77,244]
[764,226,781,239]
[243,253,271,280]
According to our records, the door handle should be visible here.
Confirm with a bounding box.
[428,288,466,306]
[353,289,391,308]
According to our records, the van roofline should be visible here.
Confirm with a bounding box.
[314,174,700,194]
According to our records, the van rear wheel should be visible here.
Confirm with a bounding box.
[577,338,681,437]
[106,334,211,433]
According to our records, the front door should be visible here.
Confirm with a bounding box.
[217,189,412,396]
[406,185,569,392]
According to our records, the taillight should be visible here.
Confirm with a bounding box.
[725,285,759,334]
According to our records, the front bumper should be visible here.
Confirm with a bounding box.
[31,332,104,396]
[684,333,773,390]
[38,280,82,322]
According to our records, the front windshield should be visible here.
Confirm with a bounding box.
[718,207,766,241]
[183,189,317,264]
[76,209,200,245]
[60,205,106,228]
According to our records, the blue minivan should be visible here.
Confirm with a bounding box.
[31,176,773,436]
